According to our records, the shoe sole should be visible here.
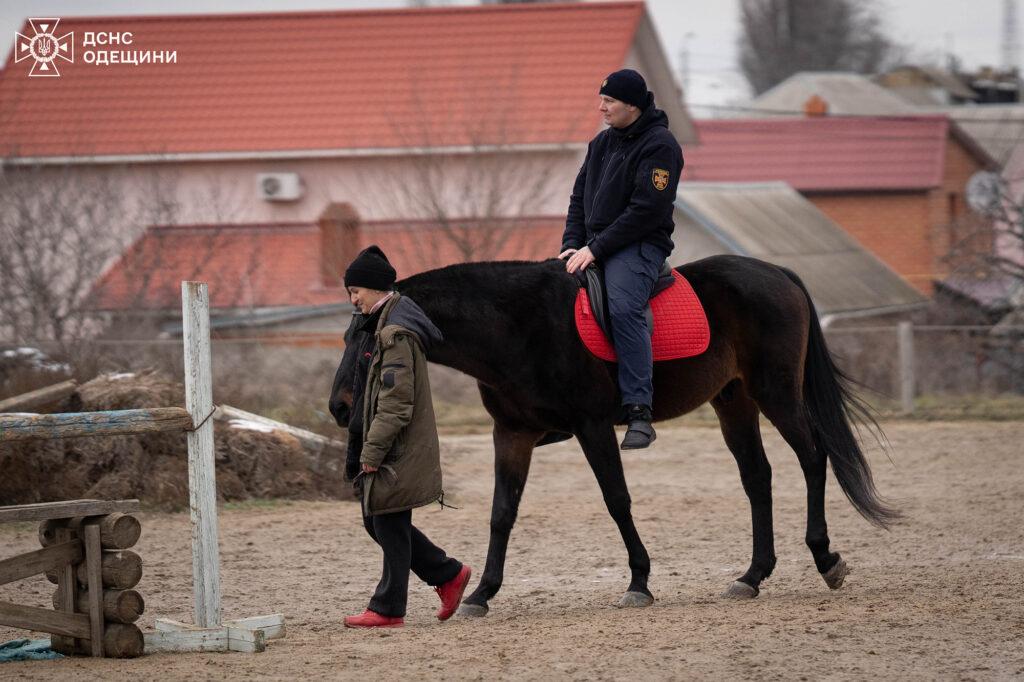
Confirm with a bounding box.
[438,566,473,621]
[344,621,403,628]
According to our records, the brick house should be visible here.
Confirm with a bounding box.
[683,115,997,293]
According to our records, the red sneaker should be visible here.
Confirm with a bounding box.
[343,609,404,628]
[435,564,472,621]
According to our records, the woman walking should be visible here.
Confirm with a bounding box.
[335,245,471,628]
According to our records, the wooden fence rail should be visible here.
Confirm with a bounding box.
[0,408,192,442]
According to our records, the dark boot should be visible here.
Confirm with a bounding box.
[620,404,656,450]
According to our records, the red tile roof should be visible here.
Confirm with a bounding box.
[89,217,564,310]
[0,2,644,159]
[684,116,964,191]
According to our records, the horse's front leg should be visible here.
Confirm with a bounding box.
[576,418,653,607]
[458,423,542,617]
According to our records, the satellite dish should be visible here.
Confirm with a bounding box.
[965,171,1002,215]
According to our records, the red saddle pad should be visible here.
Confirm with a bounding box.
[574,270,710,362]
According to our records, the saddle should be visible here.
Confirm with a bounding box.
[573,261,710,362]
[574,261,676,337]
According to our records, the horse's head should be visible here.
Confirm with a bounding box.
[327,312,364,427]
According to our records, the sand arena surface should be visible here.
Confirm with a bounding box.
[2,422,1023,680]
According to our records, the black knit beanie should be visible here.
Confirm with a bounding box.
[599,69,649,108]
[344,245,396,290]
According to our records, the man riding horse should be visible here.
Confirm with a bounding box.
[559,69,683,450]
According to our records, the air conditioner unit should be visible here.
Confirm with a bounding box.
[257,172,303,202]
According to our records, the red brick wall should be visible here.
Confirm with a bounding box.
[808,191,935,292]
[805,134,987,294]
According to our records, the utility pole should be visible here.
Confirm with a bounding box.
[678,31,695,93]
[1003,0,1020,73]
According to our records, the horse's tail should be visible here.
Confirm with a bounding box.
[781,268,900,529]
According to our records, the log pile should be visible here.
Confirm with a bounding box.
[41,512,145,658]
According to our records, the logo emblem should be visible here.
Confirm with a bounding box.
[652,168,670,191]
[15,18,74,77]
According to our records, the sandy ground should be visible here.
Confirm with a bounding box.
[2,421,1023,680]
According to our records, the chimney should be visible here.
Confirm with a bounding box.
[803,94,829,116]
[318,202,361,288]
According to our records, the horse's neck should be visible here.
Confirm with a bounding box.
[401,287,506,386]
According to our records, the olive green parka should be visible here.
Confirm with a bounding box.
[359,293,444,516]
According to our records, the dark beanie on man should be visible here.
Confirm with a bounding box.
[344,245,396,290]
[599,69,649,109]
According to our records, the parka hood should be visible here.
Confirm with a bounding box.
[384,295,444,351]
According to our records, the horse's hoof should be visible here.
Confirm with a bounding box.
[456,603,489,618]
[822,557,850,590]
[721,580,758,599]
[616,591,654,608]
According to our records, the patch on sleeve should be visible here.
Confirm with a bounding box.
[652,168,670,191]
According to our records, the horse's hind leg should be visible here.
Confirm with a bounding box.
[712,381,777,598]
[755,390,848,590]
[458,423,543,617]
[575,419,653,608]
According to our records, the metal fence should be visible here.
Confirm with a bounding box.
[4,324,1024,424]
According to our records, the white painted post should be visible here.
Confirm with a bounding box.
[897,321,915,415]
[181,282,221,628]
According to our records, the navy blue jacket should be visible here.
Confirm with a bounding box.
[561,100,683,261]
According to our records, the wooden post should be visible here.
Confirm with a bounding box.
[182,281,221,628]
[897,321,915,414]
[84,525,104,657]
[55,528,77,650]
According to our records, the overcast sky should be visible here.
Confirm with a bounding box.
[1,0,1010,108]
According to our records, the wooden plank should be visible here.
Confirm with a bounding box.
[0,540,82,586]
[56,529,77,650]
[182,281,221,628]
[216,405,345,456]
[223,613,286,640]
[226,627,266,653]
[0,408,192,443]
[0,379,77,413]
[150,619,267,654]
[143,628,227,653]
[84,525,104,657]
[148,620,229,652]
[0,499,140,524]
[0,600,91,638]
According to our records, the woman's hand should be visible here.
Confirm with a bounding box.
[361,463,378,473]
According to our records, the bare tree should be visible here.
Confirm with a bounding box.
[332,66,581,272]
[0,163,127,350]
[738,0,900,95]
[942,175,1024,387]
[0,161,262,353]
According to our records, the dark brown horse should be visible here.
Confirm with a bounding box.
[332,255,897,616]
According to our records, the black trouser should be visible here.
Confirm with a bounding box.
[362,510,462,618]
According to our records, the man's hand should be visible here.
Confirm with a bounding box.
[564,246,596,274]
[361,463,378,473]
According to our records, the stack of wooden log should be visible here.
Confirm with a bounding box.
[41,512,145,658]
